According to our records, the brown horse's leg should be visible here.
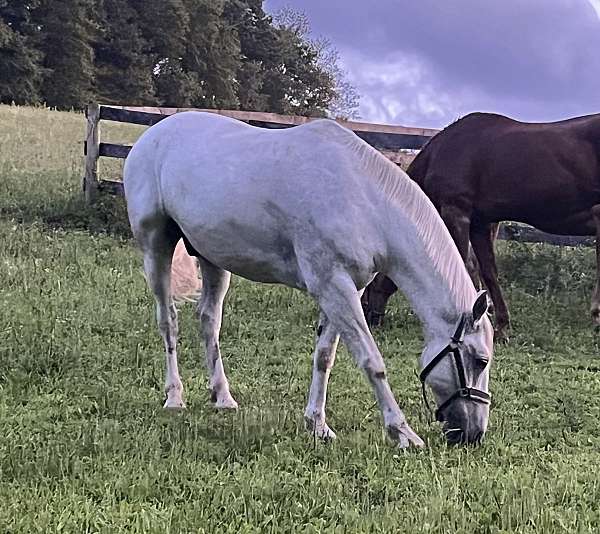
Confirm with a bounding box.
[465,225,500,291]
[466,244,482,288]
[590,205,600,324]
[361,274,398,327]
[439,205,472,259]
[470,223,510,341]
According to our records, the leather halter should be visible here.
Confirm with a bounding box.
[419,314,491,422]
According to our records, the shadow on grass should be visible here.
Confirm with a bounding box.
[0,191,133,239]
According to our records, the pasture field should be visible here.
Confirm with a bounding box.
[1,105,599,533]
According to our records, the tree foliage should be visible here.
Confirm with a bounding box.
[0,0,360,116]
[272,6,359,119]
[32,0,97,109]
[0,0,41,104]
[93,0,155,105]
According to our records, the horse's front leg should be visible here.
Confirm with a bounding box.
[308,271,424,448]
[361,274,398,328]
[304,312,340,440]
[590,205,600,325]
[470,223,510,341]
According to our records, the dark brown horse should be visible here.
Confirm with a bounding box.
[362,112,600,339]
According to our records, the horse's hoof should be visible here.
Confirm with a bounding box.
[164,398,186,410]
[213,395,239,410]
[387,423,425,449]
[304,417,337,441]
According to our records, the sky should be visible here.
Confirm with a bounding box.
[264,0,600,128]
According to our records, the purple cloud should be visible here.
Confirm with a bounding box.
[265,0,600,127]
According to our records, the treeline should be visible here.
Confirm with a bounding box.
[0,0,358,117]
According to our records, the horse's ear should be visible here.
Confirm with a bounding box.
[472,290,488,323]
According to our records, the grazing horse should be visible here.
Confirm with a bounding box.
[363,112,600,340]
[124,111,494,447]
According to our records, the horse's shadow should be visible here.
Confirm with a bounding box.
[0,192,132,239]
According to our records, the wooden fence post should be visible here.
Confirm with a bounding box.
[83,103,100,203]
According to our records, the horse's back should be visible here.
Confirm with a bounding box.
[128,112,375,217]
[408,112,600,226]
[124,112,386,287]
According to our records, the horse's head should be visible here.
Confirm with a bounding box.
[420,291,493,445]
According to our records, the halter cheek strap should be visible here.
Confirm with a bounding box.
[419,314,491,422]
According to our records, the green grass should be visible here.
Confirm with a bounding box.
[1,104,599,533]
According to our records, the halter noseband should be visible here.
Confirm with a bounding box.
[419,314,491,422]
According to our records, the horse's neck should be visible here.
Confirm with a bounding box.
[383,209,475,342]
[390,264,460,342]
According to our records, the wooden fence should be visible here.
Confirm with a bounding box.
[83,103,594,247]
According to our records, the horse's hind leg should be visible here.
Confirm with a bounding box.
[304,311,340,440]
[590,205,600,325]
[197,258,238,409]
[140,227,185,408]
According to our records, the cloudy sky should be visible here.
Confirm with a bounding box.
[264,0,600,128]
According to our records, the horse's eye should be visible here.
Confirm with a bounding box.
[474,356,490,370]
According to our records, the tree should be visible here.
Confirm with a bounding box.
[33,0,96,109]
[0,0,42,104]
[128,0,204,107]
[183,0,240,109]
[272,6,359,119]
[0,0,357,116]
[93,0,155,105]
[224,1,358,118]
[264,24,336,117]
[225,0,296,113]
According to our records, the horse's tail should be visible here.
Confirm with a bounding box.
[170,238,202,302]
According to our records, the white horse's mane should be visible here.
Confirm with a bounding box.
[346,133,475,311]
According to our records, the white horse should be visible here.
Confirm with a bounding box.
[124,112,494,447]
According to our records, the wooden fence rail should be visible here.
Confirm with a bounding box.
[83,103,594,247]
